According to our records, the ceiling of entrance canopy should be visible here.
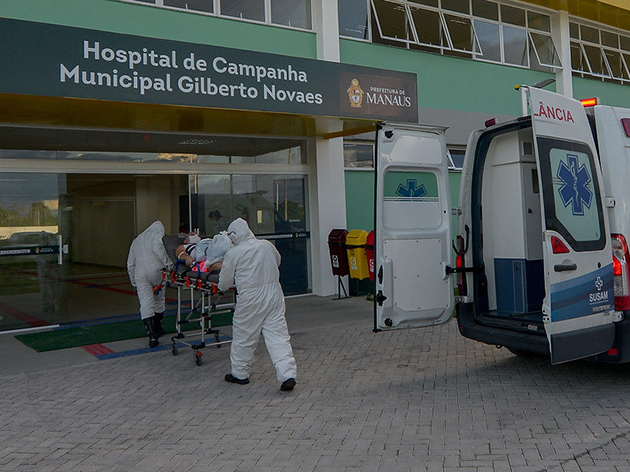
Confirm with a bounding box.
[0,94,377,155]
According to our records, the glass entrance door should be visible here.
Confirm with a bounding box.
[0,173,69,330]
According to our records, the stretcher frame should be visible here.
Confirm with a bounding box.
[160,258,235,366]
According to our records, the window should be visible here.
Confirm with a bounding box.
[342,0,561,72]
[447,148,464,170]
[339,0,369,39]
[344,142,374,168]
[570,20,630,84]
[115,0,311,30]
[164,0,213,13]
[537,137,606,251]
[220,0,265,21]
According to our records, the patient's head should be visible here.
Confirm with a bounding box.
[184,232,201,244]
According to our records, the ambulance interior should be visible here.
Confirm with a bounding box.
[477,127,546,327]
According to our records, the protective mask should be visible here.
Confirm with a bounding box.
[188,235,201,244]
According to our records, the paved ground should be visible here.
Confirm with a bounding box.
[2,295,630,471]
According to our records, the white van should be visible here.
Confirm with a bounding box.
[373,87,630,364]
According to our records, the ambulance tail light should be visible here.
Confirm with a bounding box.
[580,97,599,107]
[456,235,467,297]
[612,234,630,311]
[621,118,630,138]
[551,236,570,254]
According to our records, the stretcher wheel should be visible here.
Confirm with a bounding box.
[171,340,178,356]
[195,352,203,366]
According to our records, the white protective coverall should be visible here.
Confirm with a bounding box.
[127,221,173,320]
[218,218,297,382]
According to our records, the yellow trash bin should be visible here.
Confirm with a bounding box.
[345,229,369,280]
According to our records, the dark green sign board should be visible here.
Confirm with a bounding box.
[0,18,418,122]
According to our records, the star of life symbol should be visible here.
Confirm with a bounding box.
[556,153,592,216]
[395,179,427,199]
[595,276,603,291]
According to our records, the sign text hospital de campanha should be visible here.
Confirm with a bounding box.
[61,41,325,104]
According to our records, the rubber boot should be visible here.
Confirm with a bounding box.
[154,312,165,338]
[143,317,159,348]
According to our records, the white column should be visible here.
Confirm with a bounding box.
[312,0,340,62]
[308,0,346,296]
[552,10,573,98]
[309,135,347,296]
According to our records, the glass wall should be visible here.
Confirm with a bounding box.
[191,174,309,294]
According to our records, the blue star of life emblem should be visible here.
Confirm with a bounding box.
[395,179,427,199]
[556,154,592,216]
[595,276,603,291]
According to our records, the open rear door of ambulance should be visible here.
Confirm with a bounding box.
[374,123,454,331]
[529,87,615,364]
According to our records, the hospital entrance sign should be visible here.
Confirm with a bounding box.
[0,18,418,122]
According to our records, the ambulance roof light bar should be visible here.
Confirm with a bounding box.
[581,97,600,107]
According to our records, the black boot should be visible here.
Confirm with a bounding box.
[154,312,165,338]
[143,317,159,348]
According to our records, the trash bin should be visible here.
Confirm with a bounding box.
[346,229,369,280]
[327,229,349,277]
[366,230,375,282]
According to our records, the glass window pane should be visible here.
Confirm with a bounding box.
[569,22,579,39]
[580,24,599,44]
[410,6,443,47]
[444,14,477,52]
[583,44,606,76]
[372,0,411,41]
[571,42,588,72]
[344,142,374,168]
[622,36,630,52]
[603,50,627,80]
[501,5,525,27]
[220,0,265,21]
[527,11,550,32]
[339,0,369,39]
[529,32,562,68]
[271,0,311,29]
[441,0,468,14]
[503,26,527,66]
[601,31,618,48]
[472,0,498,21]
[474,20,500,61]
[409,0,438,6]
[163,0,213,13]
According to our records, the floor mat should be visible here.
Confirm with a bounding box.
[15,311,233,352]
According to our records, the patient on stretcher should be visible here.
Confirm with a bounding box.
[176,231,232,273]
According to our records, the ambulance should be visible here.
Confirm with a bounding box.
[374,86,630,364]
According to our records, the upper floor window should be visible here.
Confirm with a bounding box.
[340,0,561,72]
[570,21,630,84]
[116,0,312,30]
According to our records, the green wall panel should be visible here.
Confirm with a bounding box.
[0,0,317,58]
[340,39,552,117]
[345,171,374,232]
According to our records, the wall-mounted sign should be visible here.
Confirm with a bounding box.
[0,18,418,122]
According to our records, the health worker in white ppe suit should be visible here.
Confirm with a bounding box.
[218,218,297,392]
[127,221,173,348]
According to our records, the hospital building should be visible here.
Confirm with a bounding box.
[0,0,629,332]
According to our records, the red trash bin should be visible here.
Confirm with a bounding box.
[327,229,350,277]
[366,230,375,281]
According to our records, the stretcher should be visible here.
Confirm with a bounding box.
[159,235,235,366]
